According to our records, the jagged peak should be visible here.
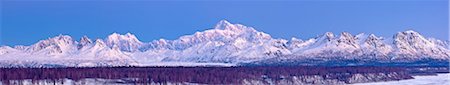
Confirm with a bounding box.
[393,30,437,53]
[288,37,304,47]
[394,30,427,42]
[325,32,334,37]
[50,34,73,42]
[53,34,71,38]
[354,33,368,40]
[125,32,134,36]
[94,39,106,46]
[155,39,169,45]
[24,34,75,53]
[337,32,358,47]
[310,32,336,45]
[339,32,354,39]
[88,39,109,50]
[108,32,134,39]
[174,20,268,44]
[80,36,92,43]
[340,32,352,35]
[214,20,233,29]
[106,32,141,43]
[78,36,93,49]
[428,38,450,48]
[396,30,423,37]
[368,34,378,38]
[213,20,256,33]
[365,34,382,42]
[321,32,335,40]
[355,33,366,37]
[33,34,74,47]
[217,20,231,25]
[105,32,143,52]
[108,32,137,38]
[109,32,120,37]
[403,30,419,34]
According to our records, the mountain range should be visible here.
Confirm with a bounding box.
[0,20,449,67]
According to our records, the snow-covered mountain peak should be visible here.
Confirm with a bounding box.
[337,32,358,47]
[106,33,140,43]
[78,36,93,49]
[318,32,335,41]
[403,30,420,34]
[340,32,352,37]
[125,32,134,37]
[429,38,449,49]
[368,34,377,38]
[28,34,75,53]
[105,33,143,52]
[365,34,382,42]
[291,37,303,42]
[80,36,92,42]
[355,33,367,37]
[50,34,74,44]
[0,20,448,67]
[175,20,271,44]
[81,35,92,42]
[358,33,393,58]
[295,32,335,50]
[364,34,384,45]
[325,32,335,38]
[395,30,426,40]
[392,30,450,58]
[354,33,369,43]
[394,30,430,46]
[339,32,355,40]
[0,46,16,55]
[93,39,107,48]
[214,20,233,29]
[213,20,258,33]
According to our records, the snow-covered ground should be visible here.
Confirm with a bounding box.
[352,73,450,85]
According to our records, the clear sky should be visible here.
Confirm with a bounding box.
[1,0,448,46]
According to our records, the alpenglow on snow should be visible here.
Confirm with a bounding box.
[0,20,449,67]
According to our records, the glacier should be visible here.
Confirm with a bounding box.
[0,20,449,67]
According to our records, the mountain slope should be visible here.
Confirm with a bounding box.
[0,20,448,67]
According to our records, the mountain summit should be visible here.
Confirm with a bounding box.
[0,20,448,67]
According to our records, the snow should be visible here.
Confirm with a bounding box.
[392,30,450,59]
[351,73,450,85]
[105,32,143,52]
[133,62,236,67]
[0,20,449,67]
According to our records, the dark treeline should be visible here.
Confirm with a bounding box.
[0,66,408,84]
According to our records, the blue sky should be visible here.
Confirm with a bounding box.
[1,0,448,46]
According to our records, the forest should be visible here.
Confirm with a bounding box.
[0,66,417,84]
